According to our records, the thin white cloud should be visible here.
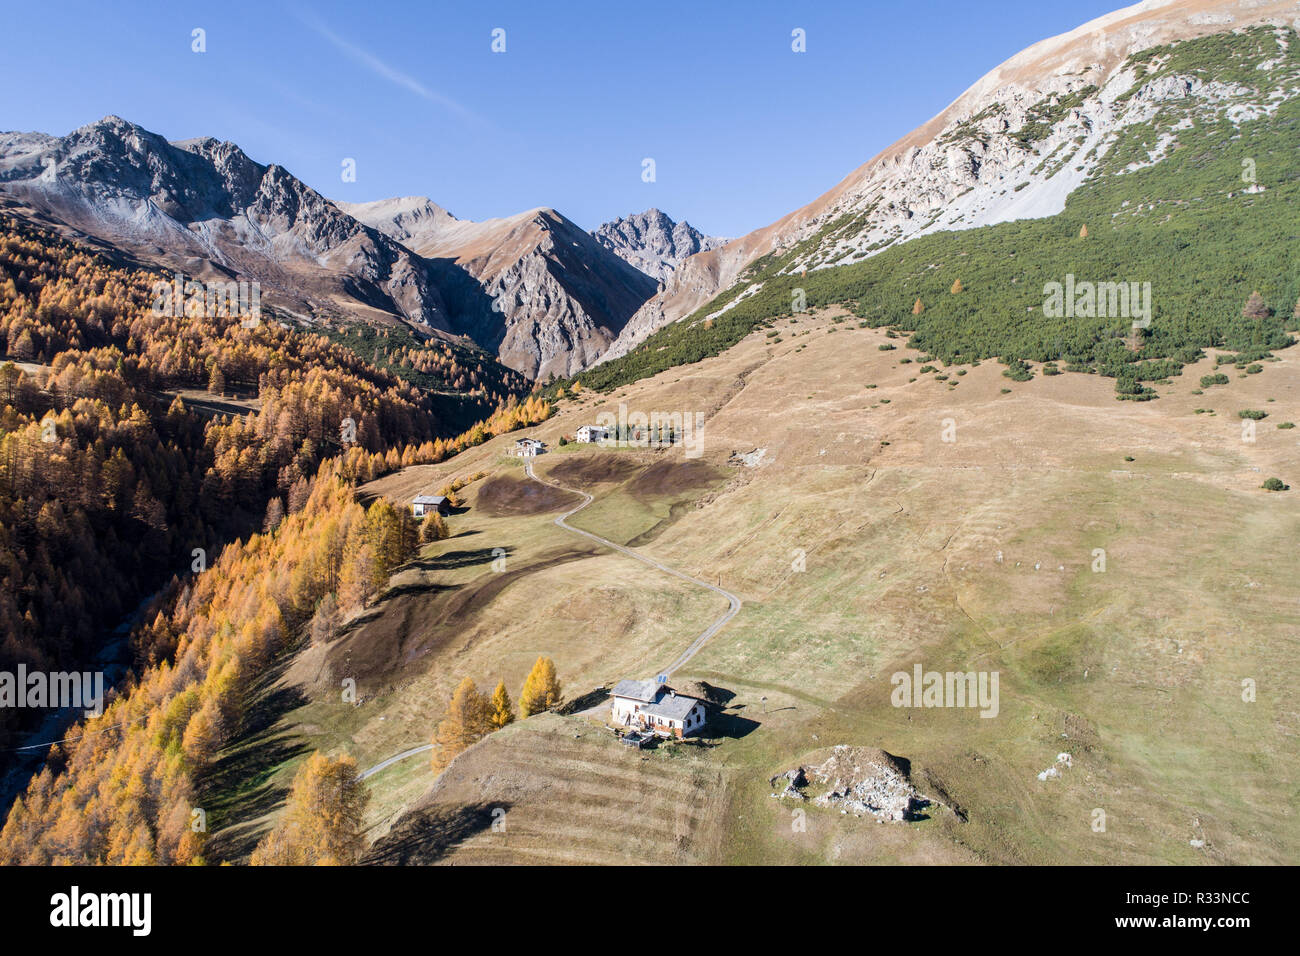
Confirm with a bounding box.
[296,10,478,121]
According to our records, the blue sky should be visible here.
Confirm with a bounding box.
[1,0,1123,236]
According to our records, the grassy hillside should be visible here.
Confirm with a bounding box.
[348,303,1298,864]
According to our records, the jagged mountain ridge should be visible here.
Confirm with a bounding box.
[601,0,1300,362]
[0,121,667,380]
[590,208,726,283]
[341,198,658,380]
[0,116,452,330]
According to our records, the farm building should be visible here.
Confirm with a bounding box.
[610,678,707,738]
[514,437,545,457]
[411,494,450,517]
[575,424,609,444]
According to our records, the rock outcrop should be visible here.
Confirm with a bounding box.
[343,199,658,380]
[772,746,929,822]
[590,208,725,283]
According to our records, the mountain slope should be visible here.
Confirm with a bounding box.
[603,0,1300,360]
[577,24,1300,397]
[0,116,452,330]
[590,208,726,283]
[342,198,657,380]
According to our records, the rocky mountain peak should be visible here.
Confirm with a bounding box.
[591,208,726,282]
[0,116,453,330]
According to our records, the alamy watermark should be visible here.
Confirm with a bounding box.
[891,663,999,718]
[592,403,705,458]
[1043,274,1151,329]
[151,273,261,326]
[1,665,104,717]
[50,886,150,936]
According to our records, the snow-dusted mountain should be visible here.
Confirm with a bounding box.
[0,119,663,379]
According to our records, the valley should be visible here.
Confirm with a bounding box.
[2,0,1298,876]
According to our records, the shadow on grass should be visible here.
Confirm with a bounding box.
[704,710,761,740]
[414,545,513,572]
[556,685,610,715]
[378,580,458,603]
[362,801,511,865]
[199,655,311,863]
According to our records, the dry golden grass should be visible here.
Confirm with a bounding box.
[253,307,1300,864]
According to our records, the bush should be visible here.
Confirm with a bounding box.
[1261,477,1288,491]
[1002,358,1034,382]
[1238,409,1268,420]
[1200,373,1229,387]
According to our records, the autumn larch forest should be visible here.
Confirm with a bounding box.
[0,217,551,863]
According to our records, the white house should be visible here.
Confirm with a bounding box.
[412,494,449,517]
[514,437,544,457]
[575,424,609,444]
[610,679,707,738]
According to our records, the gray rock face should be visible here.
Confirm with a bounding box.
[345,199,658,380]
[590,208,726,283]
[0,116,451,330]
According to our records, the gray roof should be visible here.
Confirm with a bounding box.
[612,679,660,702]
[641,693,702,723]
[413,494,446,505]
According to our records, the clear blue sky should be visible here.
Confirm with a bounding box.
[1,0,1123,236]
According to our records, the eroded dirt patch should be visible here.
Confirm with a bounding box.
[474,474,583,516]
[626,458,724,497]
[546,453,642,487]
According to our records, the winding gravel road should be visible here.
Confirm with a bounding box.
[358,455,742,780]
[524,457,741,676]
